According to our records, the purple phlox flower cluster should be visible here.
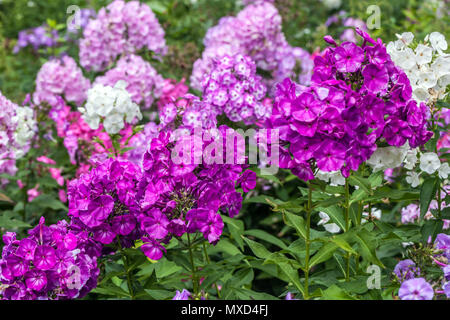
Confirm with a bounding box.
[159,94,218,130]
[434,233,450,261]
[33,56,90,108]
[399,277,434,300]
[201,54,269,125]
[135,126,256,259]
[173,289,191,300]
[68,158,143,248]
[267,30,432,180]
[394,259,420,281]
[79,0,167,72]
[270,45,314,92]
[401,203,420,224]
[95,54,164,109]
[0,217,100,300]
[13,25,58,54]
[285,292,299,300]
[191,2,313,92]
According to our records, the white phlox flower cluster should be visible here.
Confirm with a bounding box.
[80,80,142,134]
[387,31,450,103]
[13,107,37,158]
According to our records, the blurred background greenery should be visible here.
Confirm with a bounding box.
[0,0,449,103]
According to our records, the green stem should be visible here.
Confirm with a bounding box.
[116,235,135,299]
[304,182,313,300]
[203,242,221,299]
[344,178,350,281]
[187,233,198,296]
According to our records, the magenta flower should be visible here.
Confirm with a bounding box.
[362,64,389,94]
[333,42,364,73]
[24,270,47,291]
[111,215,136,236]
[141,239,166,261]
[33,245,57,271]
[80,195,115,227]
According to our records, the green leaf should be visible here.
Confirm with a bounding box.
[421,219,444,243]
[329,236,357,255]
[284,211,307,239]
[309,242,339,268]
[321,285,357,300]
[276,261,304,295]
[420,177,438,219]
[222,215,245,250]
[244,229,287,249]
[316,205,346,231]
[242,236,272,259]
[348,174,372,195]
[144,289,174,300]
[354,229,384,268]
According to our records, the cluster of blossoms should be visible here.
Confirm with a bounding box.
[95,54,164,110]
[387,32,449,104]
[79,0,166,72]
[50,100,130,174]
[325,10,368,44]
[201,54,269,124]
[156,79,189,111]
[159,94,218,130]
[66,127,256,261]
[404,151,449,188]
[191,1,313,91]
[135,127,257,259]
[126,122,160,166]
[79,81,142,135]
[0,218,100,300]
[267,29,433,180]
[0,92,36,184]
[400,196,449,228]
[33,56,91,108]
[395,233,450,300]
[68,158,142,249]
[13,25,58,54]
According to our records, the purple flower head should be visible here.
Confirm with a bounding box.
[399,278,434,300]
[173,289,191,300]
[394,259,420,281]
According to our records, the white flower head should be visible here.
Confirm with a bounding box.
[81,81,142,134]
[438,162,450,179]
[406,171,420,188]
[419,152,441,174]
[427,32,448,54]
[415,44,433,65]
[404,148,418,170]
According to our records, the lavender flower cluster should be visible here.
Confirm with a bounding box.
[267,29,432,180]
[394,233,450,300]
[191,1,313,92]
[0,218,101,300]
[13,25,58,54]
[79,0,167,72]
[95,54,165,110]
[202,54,269,124]
[33,56,91,107]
